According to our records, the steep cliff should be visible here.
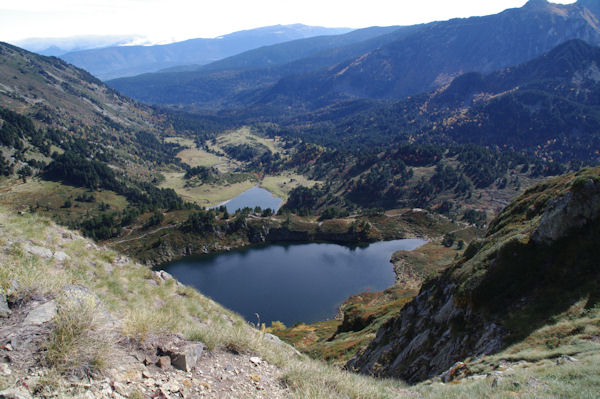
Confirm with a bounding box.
[347,167,600,383]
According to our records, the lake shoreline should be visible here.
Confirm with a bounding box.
[211,185,283,213]
[108,208,463,272]
[162,238,427,326]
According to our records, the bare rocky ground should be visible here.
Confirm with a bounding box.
[0,298,289,398]
[0,215,293,398]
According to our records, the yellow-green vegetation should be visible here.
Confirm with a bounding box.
[418,353,600,398]
[164,137,196,148]
[177,148,225,169]
[392,242,458,287]
[0,207,414,398]
[0,206,599,398]
[163,130,319,207]
[159,171,257,207]
[448,167,600,344]
[261,172,320,200]
[209,126,283,155]
[274,286,418,365]
[166,135,233,170]
[44,295,115,377]
[417,299,600,398]
[0,177,128,222]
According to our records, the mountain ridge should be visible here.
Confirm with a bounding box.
[109,0,600,112]
[60,24,353,80]
[258,39,600,165]
[265,0,600,105]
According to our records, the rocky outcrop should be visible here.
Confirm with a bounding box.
[346,279,505,383]
[346,168,600,383]
[22,301,56,326]
[0,291,10,319]
[531,176,600,243]
[155,336,206,372]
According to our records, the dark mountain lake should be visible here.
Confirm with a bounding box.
[218,186,283,213]
[163,239,426,326]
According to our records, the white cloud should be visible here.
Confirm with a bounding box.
[0,0,579,43]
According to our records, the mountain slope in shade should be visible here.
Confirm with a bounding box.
[184,26,403,74]
[0,41,174,159]
[432,39,600,160]
[271,39,600,164]
[259,0,600,108]
[106,26,408,107]
[61,24,352,80]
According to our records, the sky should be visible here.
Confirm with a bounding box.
[0,0,578,45]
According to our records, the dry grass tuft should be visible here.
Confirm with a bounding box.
[44,295,116,377]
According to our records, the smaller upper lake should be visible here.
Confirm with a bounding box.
[163,239,426,326]
[219,186,283,213]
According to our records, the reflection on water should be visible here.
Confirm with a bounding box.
[163,239,426,326]
[219,186,283,213]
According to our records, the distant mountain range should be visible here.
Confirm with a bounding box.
[12,35,146,57]
[107,25,406,106]
[58,25,352,80]
[280,39,600,164]
[109,0,600,112]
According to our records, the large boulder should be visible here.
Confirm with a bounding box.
[156,336,206,372]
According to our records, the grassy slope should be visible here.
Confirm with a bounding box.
[162,127,319,205]
[159,171,258,207]
[0,177,128,224]
[261,172,320,201]
[450,167,600,342]
[0,43,163,136]
[210,126,282,155]
[0,204,598,398]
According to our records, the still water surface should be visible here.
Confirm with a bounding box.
[163,239,425,326]
[219,186,283,213]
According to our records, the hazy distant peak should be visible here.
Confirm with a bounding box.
[59,24,354,80]
[524,0,549,7]
[577,0,600,14]
[13,35,146,56]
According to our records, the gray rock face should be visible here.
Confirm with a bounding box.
[0,291,10,318]
[346,280,504,383]
[170,343,205,372]
[0,389,32,399]
[347,173,600,384]
[157,338,206,372]
[23,243,52,259]
[53,251,70,262]
[532,178,600,243]
[23,301,56,325]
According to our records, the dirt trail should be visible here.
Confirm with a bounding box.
[111,224,180,244]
